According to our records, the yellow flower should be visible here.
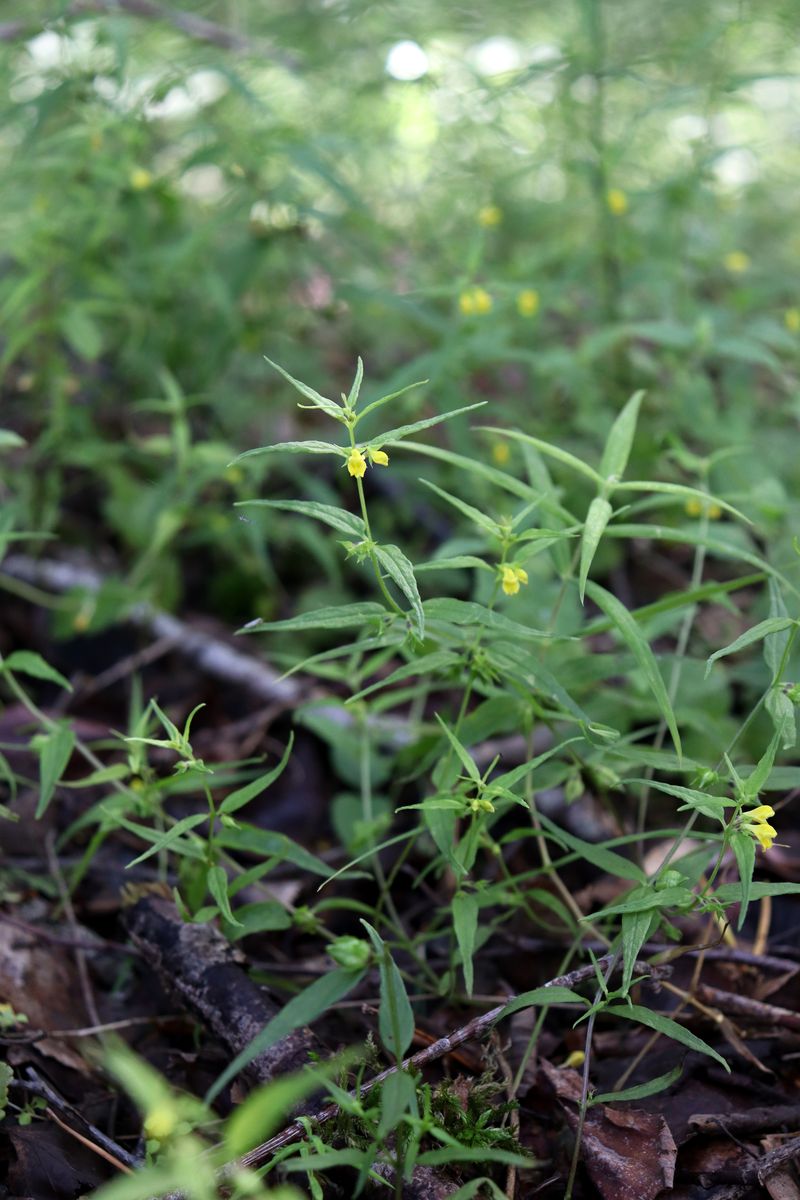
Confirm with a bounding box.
[563,1050,586,1070]
[143,1103,177,1142]
[129,167,153,191]
[478,204,502,228]
[724,250,750,274]
[459,286,493,316]
[785,308,800,332]
[607,188,628,216]
[501,565,528,596]
[517,289,540,317]
[491,441,510,466]
[685,497,721,519]
[346,448,367,478]
[741,804,777,852]
[368,448,389,467]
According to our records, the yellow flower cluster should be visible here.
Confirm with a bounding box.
[685,497,722,519]
[517,288,540,317]
[491,441,510,466]
[607,188,628,216]
[459,286,493,316]
[501,564,528,596]
[478,205,502,228]
[724,251,750,274]
[785,308,800,333]
[346,447,389,478]
[740,804,777,852]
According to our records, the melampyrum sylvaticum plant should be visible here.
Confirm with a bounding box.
[227,356,800,1101]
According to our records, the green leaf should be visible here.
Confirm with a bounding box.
[599,391,643,481]
[263,355,343,420]
[705,618,796,676]
[374,544,424,638]
[419,479,500,536]
[579,497,613,603]
[584,885,694,921]
[206,865,242,927]
[361,921,415,1061]
[230,439,345,465]
[124,812,210,866]
[621,909,656,995]
[537,812,645,882]
[218,825,330,876]
[236,499,366,538]
[764,579,792,678]
[585,581,681,759]
[714,881,800,905]
[589,1063,683,1107]
[224,900,292,939]
[36,724,75,818]
[498,985,589,1020]
[346,356,364,409]
[0,429,25,450]
[374,402,487,447]
[206,967,365,1103]
[225,1058,346,1157]
[415,555,493,573]
[377,1069,417,1140]
[418,1148,533,1168]
[347,651,461,703]
[729,831,756,931]
[452,891,479,995]
[435,715,480,782]
[220,735,294,815]
[477,426,602,484]
[627,778,731,821]
[356,377,428,423]
[423,597,550,641]
[604,1003,729,1071]
[2,651,72,692]
[742,728,783,799]
[614,481,748,523]
[240,601,387,635]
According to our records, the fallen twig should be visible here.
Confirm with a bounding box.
[696,984,800,1034]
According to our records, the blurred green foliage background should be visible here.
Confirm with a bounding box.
[2,0,799,624]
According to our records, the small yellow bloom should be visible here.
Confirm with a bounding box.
[346,448,367,478]
[517,289,540,317]
[741,804,777,852]
[129,167,153,191]
[745,804,775,822]
[459,286,493,316]
[501,565,528,596]
[785,308,800,333]
[491,441,510,466]
[724,250,750,274]
[563,1050,586,1070]
[368,448,389,467]
[143,1103,177,1142]
[478,204,502,228]
[607,188,628,216]
[685,497,721,519]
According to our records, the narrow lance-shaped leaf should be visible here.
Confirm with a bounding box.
[585,580,682,759]
[419,478,501,536]
[579,497,613,603]
[599,390,644,482]
[239,601,388,635]
[452,891,479,995]
[36,724,76,818]
[604,1003,729,1071]
[477,426,603,484]
[706,617,796,676]
[236,499,366,538]
[206,864,243,928]
[229,440,346,465]
[263,355,343,420]
[220,733,294,815]
[361,921,415,1061]
[729,830,756,932]
[374,543,424,639]
[374,401,487,447]
[2,651,72,692]
[206,967,366,1103]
